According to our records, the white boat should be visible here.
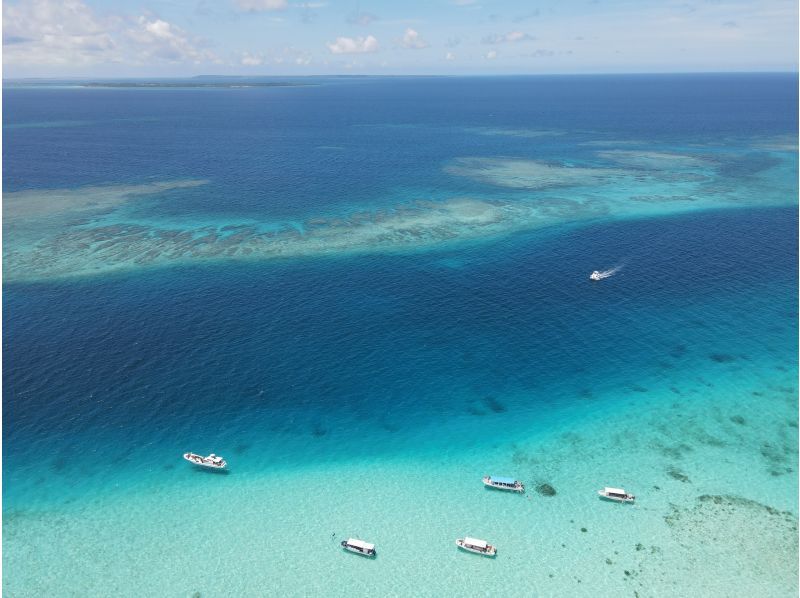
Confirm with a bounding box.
[456,537,497,557]
[482,475,525,493]
[183,452,227,469]
[341,538,376,557]
[590,268,619,281]
[598,486,635,503]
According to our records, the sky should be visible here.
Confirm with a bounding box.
[2,0,798,77]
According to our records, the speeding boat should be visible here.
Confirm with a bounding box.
[590,268,619,281]
[456,537,497,557]
[482,476,525,493]
[341,538,376,557]
[598,487,635,503]
[183,452,227,469]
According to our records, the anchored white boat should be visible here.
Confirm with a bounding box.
[183,452,227,469]
[456,537,497,557]
[341,538,376,557]
[482,475,525,493]
[598,487,635,503]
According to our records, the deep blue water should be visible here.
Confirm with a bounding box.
[3,74,798,506]
[4,206,797,485]
[4,74,797,219]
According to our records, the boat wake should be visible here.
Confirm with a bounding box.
[590,265,622,281]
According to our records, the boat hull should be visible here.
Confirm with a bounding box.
[482,478,524,493]
[183,453,227,469]
[456,540,496,557]
[341,542,376,557]
[598,491,634,503]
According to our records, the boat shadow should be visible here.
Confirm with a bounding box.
[193,467,230,475]
[457,549,497,559]
[341,550,378,560]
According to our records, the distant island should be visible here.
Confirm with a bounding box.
[80,80,310,89]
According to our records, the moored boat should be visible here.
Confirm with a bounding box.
[183,452,227,469]
[456,537,497,557]
[598,486,635,502]
[341,538,376,557]
[482,475,525,493]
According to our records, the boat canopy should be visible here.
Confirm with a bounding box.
[464,537,488,549]
[605,487,626,495]
[491,476,518,485]
[347,539,374,551]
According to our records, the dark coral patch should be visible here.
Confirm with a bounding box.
[536,483,557,496]
[667,468,690,483]
[483,396,507,413]
[234,443,251,455]
[669,344,688,358]
[709,353,736,363]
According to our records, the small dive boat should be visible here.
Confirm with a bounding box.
[482,475,525,493]
[183,452,227,469]
[598,487,635,503]
[341,538,376,557]
[590,268,618,281]
[456,537,497,557]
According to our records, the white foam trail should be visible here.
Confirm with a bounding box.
[590,264,623,280]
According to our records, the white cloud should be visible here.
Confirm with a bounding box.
[240,52,264,66]
[482,31,535,44]
[128,16,217,64]
[2,0,218,68]
[484,49,497,60]
[3,0,118,66]
[326,35,378,54]
[445,51,455,60]
[400,28,429,49]
[234,0,288,12]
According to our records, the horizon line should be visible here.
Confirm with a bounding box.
[4,70,798,81]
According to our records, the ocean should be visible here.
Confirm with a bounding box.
[3,74,798,597]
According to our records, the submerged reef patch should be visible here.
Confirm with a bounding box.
[3,180,209,220]
[657,494,799,595]
[483,396,507,413]
[667,467,690,483]
[536,483,557,496]
[445,157,627,190]
[709,353,736,363]
[4,141,796,282]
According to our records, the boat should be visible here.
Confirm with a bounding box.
[183,452,227,469]
[590,268,619,281]
[482,475,525,493]
[598,487,635,502]
[456,537,497,557]
[341,538,376,557]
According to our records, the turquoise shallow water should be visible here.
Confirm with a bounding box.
[3,75,799,596]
